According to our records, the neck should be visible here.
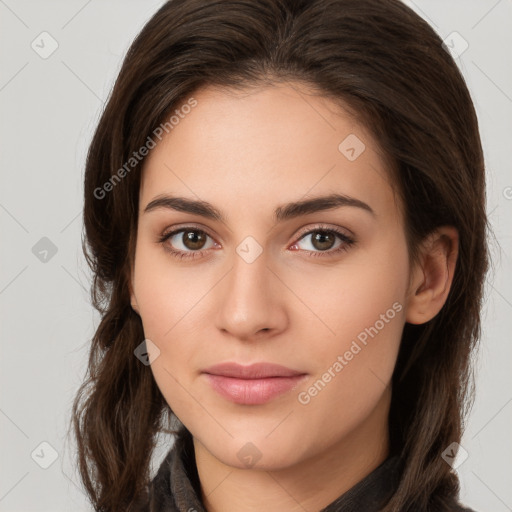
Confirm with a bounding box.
[193,389,391,512]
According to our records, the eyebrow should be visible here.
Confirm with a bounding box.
[143,193,375,222]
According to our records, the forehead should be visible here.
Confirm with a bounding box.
[139,83,397,222]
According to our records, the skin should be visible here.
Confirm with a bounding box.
[130,82,458,512]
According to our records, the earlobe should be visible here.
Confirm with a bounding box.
[405,226,459,325]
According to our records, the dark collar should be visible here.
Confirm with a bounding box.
[144,426,402,512]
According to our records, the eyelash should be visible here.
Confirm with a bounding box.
[157,224,356,261]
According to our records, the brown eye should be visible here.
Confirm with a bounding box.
[295,229,345,252]
[159,228,217,259]
[291,227,355,259]
[181,230,208,250]
[310,231,337,251]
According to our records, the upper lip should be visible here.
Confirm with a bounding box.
[202,362,306,379]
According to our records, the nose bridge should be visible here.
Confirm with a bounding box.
[214,240,286,339]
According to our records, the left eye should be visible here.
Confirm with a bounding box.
[291,228,354,255]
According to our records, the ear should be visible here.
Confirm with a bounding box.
[405,226,459,325]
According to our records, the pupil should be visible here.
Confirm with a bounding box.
[184,231,206,250]
[313,231,334,251]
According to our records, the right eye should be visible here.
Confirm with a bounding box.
[158,227,219,260]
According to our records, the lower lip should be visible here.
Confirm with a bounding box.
[203,374,307,405]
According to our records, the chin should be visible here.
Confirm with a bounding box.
[203,429,307,470]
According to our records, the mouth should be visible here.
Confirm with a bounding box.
[201,362,308,405]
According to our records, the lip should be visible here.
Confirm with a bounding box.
[202,362,305,379]
[202,362,308,405]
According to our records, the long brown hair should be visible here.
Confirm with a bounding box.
[70,0,491,510]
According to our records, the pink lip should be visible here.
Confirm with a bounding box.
[202,362,308,405]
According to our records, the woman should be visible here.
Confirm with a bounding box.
[70,0,490,510]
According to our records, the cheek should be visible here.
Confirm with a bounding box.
[290,289,405,452]
[132,242,211,340]
[290,235,408,415]
[132,247,201,419]
[132,244,213,413]
[286,233,408,357]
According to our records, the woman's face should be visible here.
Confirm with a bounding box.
[131,83,413,470]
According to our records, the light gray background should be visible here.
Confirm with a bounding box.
[0,1,511,510]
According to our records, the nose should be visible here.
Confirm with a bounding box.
[214,247,288,342]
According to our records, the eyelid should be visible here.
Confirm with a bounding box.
[294,223,354,240]
[160,222,217,239]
